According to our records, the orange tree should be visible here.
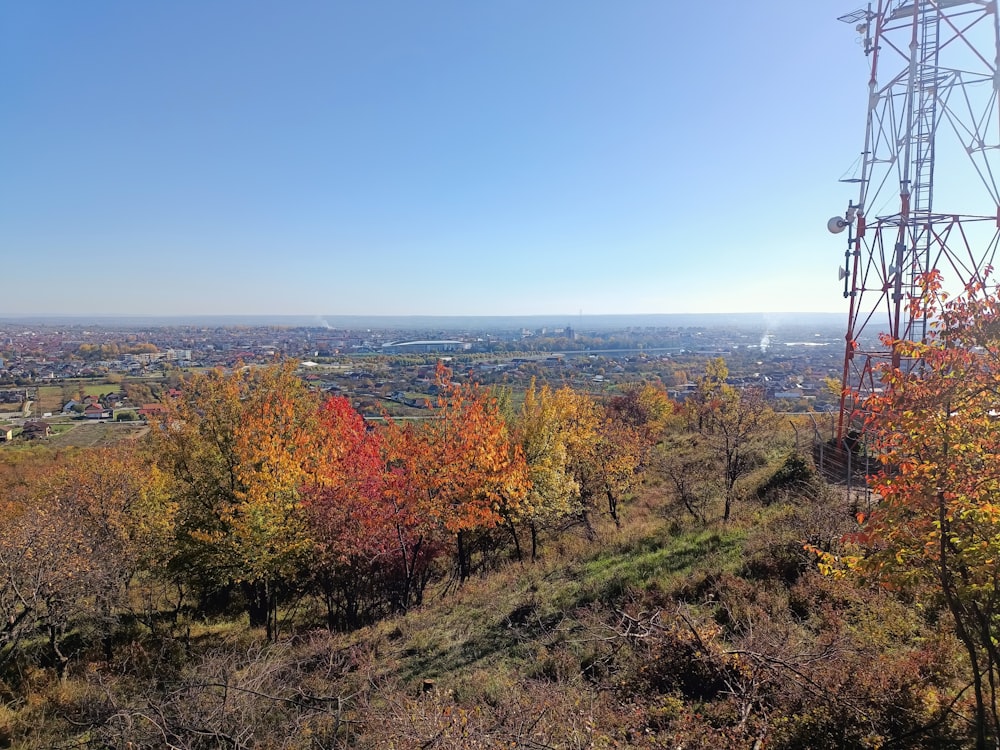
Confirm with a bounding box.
[383,364,530,584]
[851,277,1000,748]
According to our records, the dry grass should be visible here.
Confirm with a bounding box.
[45,421,148,448]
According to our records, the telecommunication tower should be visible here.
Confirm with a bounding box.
[831,0,1000,445]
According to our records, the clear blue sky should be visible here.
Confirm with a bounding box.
[0,2,869,317]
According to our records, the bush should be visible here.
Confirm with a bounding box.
[755,453,822,505]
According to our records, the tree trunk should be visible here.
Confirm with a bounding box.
[245,580,270,632]
[506,516,523,562]
[323,585,337,631]
[48,624,69,683]
[457,531,470,583]
[938,490,992,748]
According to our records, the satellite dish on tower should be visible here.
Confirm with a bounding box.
[828,216,850,234]
[838,266,849,281]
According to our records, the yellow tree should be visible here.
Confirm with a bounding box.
[525,384,646,537]
[543,385,606,537]
[514,381,582,559]
[154,362,322,638]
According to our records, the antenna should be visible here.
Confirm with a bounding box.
[828,216,850,234]
[831,0,1000,448]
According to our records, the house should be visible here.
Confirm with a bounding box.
[84,403,107,419]
[0,425,13,442]
[138,403,167,420]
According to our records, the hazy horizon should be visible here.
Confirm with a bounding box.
[0,311,846,331]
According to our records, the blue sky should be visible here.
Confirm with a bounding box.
[1,2,871,316]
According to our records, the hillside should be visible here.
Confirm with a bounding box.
[1,465,972,749]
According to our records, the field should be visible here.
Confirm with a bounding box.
[44,421,148,448]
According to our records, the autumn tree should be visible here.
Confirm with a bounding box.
[153,362,322,638]
[50,444,173,654]
[377,420,452,607]
[0,443,170,678]
[656,433,715,523]
[605,383,673,446]
[517,383,651,536]
[848,279,1000,748]
[545,385,604,536]
[0,495,96,680]
[689,358,777,521]
[384,364,529,583]
[586,383,674,525]
[513,381,585,559]
[304,396,400,627]
[591,416,645,526]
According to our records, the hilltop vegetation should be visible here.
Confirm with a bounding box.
[0,355,987,747]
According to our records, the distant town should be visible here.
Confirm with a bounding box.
[0,316,872,445]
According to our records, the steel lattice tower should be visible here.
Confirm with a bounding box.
[832,0,1000,445]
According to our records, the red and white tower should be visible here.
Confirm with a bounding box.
[832,0,1000,445]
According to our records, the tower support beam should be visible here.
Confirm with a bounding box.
[833,0,1000,445]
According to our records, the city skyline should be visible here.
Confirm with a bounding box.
[3,2,868,316]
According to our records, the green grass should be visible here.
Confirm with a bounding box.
[74,383,117,398]
[364,517,749,696]
[561,527,745,608]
